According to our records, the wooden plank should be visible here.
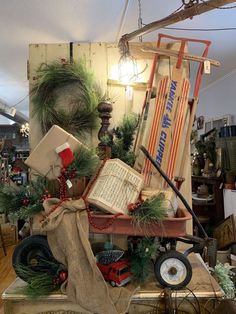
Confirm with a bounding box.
[73,42,91,67]
[129,42,167,59]
[90,43,108,92]
[177,97,198,180]
[46,43,69,64]
[142,47,221,67]
[107,79,147,90]
[143,76,170,185]
[0,245,16,314]
[107,44,127,125]
[1,254,223,314]
[165,78,190,181]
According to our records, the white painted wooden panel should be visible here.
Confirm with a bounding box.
[224,189,236,222]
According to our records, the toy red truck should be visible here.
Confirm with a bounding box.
[97,259,131,287]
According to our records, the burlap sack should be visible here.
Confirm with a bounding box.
[41,198,136,314]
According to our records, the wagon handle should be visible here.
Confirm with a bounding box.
[140,145,208,239]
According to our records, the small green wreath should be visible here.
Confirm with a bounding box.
[31,60,102,137]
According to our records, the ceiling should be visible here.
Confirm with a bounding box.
[0,0,236,124]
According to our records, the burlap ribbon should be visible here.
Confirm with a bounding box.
[41,198,136,314]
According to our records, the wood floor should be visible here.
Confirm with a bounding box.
[0,245,16,314]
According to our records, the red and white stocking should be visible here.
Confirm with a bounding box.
[55,142,74,168]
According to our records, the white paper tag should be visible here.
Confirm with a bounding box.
[8,107,16,117]
[126,86,133,101]
[204,60,211,74]
[66,179,73,189]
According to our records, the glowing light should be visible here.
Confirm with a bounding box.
[20,122,29,137]
[118,53,138,85]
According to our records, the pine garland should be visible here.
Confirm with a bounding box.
[31,60,102,137]
[0,176,56,219]
[0,147,99,220]
[130,193,168,227]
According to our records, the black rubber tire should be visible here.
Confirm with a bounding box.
[154,251,192,290]
[12,235,58,282]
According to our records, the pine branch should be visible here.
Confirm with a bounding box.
[67,145,100,177]
[106,114,138,166]
[14,263,61,298]
[0,176,55,219]
[131,193,168,227]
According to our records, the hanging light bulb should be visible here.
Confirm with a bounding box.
[118,52,138,84]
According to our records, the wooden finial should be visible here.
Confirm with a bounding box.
[97,100,113,159]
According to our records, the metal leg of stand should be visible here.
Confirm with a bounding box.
[0,224,6,256]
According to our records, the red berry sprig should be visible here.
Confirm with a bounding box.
[22,198,30,206]
[128,201,142,213]
[41,190,51,202]
[53,270,68,287]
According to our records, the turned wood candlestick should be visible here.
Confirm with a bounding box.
[97,100,113,159]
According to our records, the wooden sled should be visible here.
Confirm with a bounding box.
[135,33,217,188]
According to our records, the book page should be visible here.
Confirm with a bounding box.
[87,159,144,214]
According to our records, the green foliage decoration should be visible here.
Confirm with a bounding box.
[31,60,102,137]
[0,147,99,220]
[195,137,216,165]
[129,237,158,283]
[101,114,138,166]
[131,193,168,227]
[0,176,56,219]
[210,263,235,299]
[67,145,100,178]
[14,261,64,298]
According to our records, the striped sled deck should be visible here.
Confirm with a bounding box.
[134,33,218,191]
[135,49,190,189]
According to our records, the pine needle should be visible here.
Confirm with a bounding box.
[15,264,59,298]
[67,145,100,177]
[131,193,168,228]
[129,238,158,283]
[0,176,54,219]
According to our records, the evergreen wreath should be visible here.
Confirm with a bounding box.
[31,59,102,137]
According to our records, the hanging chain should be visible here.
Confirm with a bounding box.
[182,0,199,9]
[138,0,143,42]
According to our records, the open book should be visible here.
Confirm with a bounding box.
[86,159,144,215]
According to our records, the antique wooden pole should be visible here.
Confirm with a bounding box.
[119,0,236,47]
